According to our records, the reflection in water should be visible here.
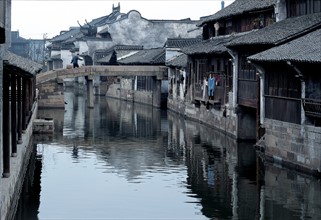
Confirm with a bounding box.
[14,90,321,220]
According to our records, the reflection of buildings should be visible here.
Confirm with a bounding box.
[167,110,321,220]
[168,111,258,219]
[30,94,321,219]
[14,144,42,220]
[262,163,321,219]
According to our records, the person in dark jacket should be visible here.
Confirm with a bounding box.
[71,53,83,68]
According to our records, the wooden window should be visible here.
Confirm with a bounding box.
[287,0,321,17]
[225,19,233,34]
[217,60,221,71]
[238,53,256,80]
[264,65,301,124]
[265,66,301,98]
[196,59,207,84]
[137,76,153,91]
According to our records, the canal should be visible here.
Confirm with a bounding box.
[13,88,321,220]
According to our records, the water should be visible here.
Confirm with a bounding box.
[14,89,321,220]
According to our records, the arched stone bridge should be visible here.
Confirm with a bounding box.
[36,65,167,108]
[36,65,167,85]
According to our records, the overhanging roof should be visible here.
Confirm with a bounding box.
[248,28,321,64]
[3,51,42,77]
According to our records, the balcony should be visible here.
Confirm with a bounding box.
[303,98,321,118]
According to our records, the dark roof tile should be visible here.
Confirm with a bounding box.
[248,28,321,63]
[166,54,188,68]
[118,48,165,65]
[165,38,202,48]
[4,51,42,75]
[198,0,276,26]
[50,28,80,42]
[182,32,250,55]
[227,12,321,47]
[95,45,144,63]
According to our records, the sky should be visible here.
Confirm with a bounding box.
[11,0,234,39]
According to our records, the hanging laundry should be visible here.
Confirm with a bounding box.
[208,75,215,99]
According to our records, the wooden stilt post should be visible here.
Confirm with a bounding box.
[3,72,10,178]
[17,75,22,143]
[11,73,17,157]
[22,77,27,131]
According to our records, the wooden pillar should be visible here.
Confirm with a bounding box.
[22,77,27,131]
[2,72,10,178]
[17,75,22,143]
[27,78,31,113]
[11,73,17,157]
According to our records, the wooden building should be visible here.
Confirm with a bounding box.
[166,53,189,110]
[2,51,42,177]
[165,38,202,112]
[182,34,246,109]
[226,12,321,139]
[248,27,321,175]
[176,0,277,139]
[198,0,276,40]
[286,0,321,17]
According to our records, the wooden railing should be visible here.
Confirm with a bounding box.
[303,98,321,118]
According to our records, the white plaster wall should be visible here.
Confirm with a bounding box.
[121,78,133,90]
[108,11,201,49]
[51,50,60,57]
[161,80,168,93]
[86,39,114,59]
[166,49,182,62]
[276,0,287,21]
[78,41,89,55]
[61,49,73,68]
[179,69,186,100]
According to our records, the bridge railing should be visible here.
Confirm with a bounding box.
[36,65,167,85]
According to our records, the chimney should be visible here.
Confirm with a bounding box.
[221,1,225,9]
[112,2,120,13]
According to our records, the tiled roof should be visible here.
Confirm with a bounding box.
[227,12,321,47]
[165,38,202,48]
[95,45,143,63]
[87,10,125,27]
[10,32,28,43]
[118,48,165,65]
[181,32,249,55]
[96,45,143,54]
[4,51,42,75]
[198,0,276,26]
[62,31,84,44]
[97,54,113,63]
[50,28,80,42]
[166,54,188,68]
[248,28,321,64]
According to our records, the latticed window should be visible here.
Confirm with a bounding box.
[195,59,207,84]
[238,53,256,80]
[137,76,153,91]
